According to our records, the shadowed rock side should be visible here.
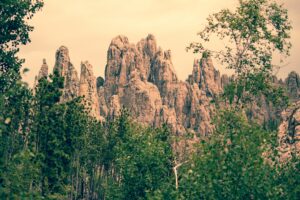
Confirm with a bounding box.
[35,35,300,141]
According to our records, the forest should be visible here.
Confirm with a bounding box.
[0,0,300,199]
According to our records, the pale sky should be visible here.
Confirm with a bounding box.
[20,0,300,86]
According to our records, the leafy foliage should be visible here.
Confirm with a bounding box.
[0,0,44,92]
[178,110,280,199]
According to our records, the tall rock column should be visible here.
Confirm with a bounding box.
[54,46,79,102]
[79,61,101,120]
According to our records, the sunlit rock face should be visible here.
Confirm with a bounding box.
[54,46,79,102]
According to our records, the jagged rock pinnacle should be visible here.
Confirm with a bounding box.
[54,45,79,102]
[33,59,49,90]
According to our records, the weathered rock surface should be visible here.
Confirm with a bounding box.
[54,46,79,102]
[79,61,101,119]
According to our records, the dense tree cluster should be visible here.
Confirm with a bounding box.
[0,0,299,199]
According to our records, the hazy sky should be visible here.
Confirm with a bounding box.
[20,0,300,86]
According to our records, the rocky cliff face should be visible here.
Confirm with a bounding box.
[35,35,300,141]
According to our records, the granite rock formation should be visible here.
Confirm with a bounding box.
[97,34,223,136]
[35,35,300,143]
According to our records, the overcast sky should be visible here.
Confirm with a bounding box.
[20,0,300,86]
